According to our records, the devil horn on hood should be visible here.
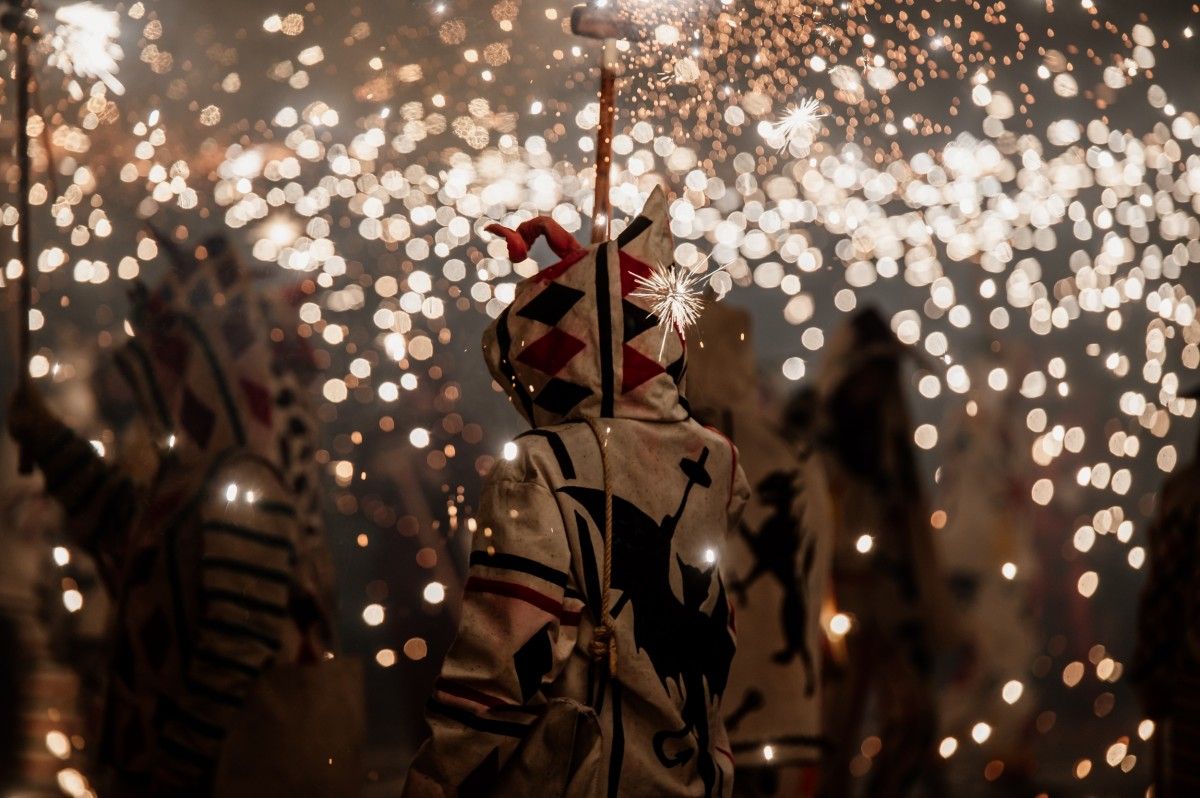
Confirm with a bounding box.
[487,216,585,263]
[485,223,529,261]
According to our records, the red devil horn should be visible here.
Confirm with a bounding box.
[486,216,584,263]
[485,222,530,262]
[515,217,584,258]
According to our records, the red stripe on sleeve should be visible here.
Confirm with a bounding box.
[435,678,517,711]
[465,576,564,617]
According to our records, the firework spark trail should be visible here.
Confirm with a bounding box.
[631,257,731,359]
[47,2,125,95]
[768,98,828,151]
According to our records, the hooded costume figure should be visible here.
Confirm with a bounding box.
[1132,385,1200,796]
[403,187,749,798]
[686,303,832,792]
[7,238,359,797]
[811,308,958,798]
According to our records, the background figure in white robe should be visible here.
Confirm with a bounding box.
[688,302,832,798]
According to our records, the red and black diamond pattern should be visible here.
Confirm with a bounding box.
[512,253,594,418]
[486,186,688,425]
[137,237,280,455]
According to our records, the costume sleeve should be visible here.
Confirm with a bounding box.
[154,464,298,791]
[17,408,135,582]
[1131,505,1192,718]
[403,465,573,797]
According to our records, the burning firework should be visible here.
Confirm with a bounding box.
[631,258,729,358]
[46,2,124,95]
[768,97,828,150]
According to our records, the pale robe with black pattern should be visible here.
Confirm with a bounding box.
[688,302,832,769]
[405,187,749,798]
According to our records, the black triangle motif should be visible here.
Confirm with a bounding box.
[617,214,652,247]
[517,282,586,327]
[534,378,592,416]
[623,299,659,342]
[665,351,687,383]
[513,627,554,703]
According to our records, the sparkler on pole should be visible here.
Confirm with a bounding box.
[45,2,124,96]
[2,2,118,473]
[3,0,37,474]
[571,2,644,244]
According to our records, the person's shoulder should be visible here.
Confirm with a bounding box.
[688,417,739,455]
[489,424,586,487]
[206,451,291,506]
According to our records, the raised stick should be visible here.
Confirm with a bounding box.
[4,2,36,474]
[571,4,644,244]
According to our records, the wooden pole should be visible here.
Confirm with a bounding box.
[572,3,644,244]
[591,39,617,244]
[12,10,34,474]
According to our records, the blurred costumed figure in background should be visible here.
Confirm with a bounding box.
[7,236,361,798]
[812,307,961,798]
[1132,385,1200,797]
[0,443,76,795]
[688,301,832,798]
[0,363,115,795]
[403,188,749,797]
[0,447,45,793]
[936,366,1040,790]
